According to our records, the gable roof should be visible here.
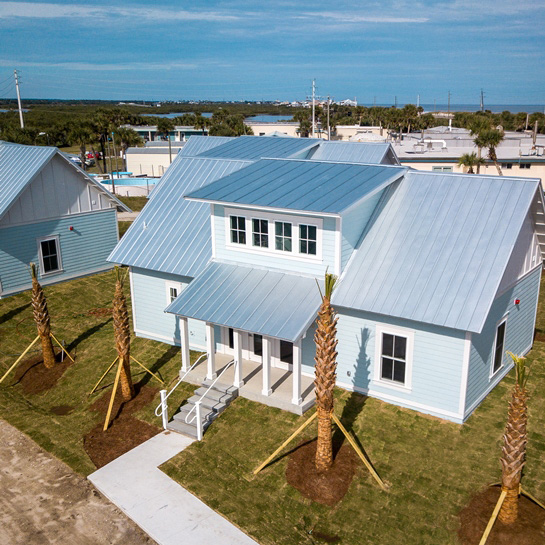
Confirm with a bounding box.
[0,141,129,221]
[195,135,321,160]
[333,171,542,333]
[307,141,399,165]
[108,153,250,276]
[179,135,235,157]
[186,159,406,215]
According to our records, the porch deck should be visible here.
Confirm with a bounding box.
[181,353,316,415]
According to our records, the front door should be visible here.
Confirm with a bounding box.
[220,327,262,363]
[272,339,293,370]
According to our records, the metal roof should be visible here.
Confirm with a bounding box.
[196,135,321,160]
[0,141,129,221]
[165,261,321,342]
[333,171,541,333]
[179,136,236,157]
[186,159,406,215]
[107,154,250,276]
[307,141,398,165]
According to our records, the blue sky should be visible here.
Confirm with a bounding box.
[0,0,544,105]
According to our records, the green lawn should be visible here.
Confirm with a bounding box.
[0,271,196,475]
[161,275,545,545]
[117,196,148,212]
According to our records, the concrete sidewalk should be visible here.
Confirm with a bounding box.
[88,431,258,545]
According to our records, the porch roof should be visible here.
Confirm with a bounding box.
[165,261,321,342]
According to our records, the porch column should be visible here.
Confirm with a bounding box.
[292,339,303,405]
[261,336,272,396]
[233,330,244,388]
[206,323,217,380]
[180,317,190,373]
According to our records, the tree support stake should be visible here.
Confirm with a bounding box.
[0,336,40,385]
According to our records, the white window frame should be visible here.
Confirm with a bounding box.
[37,235,63,277]
[165,280,184,305]
[251,217,269,248]
[490,315,508,379]
[373,323,414,392]
[274,220,293,252]
[224,207,323,262]
[229,215,247,245]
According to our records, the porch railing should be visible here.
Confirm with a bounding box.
[155,353,207,429]
[185,359,235,440]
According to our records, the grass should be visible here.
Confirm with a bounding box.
[0,270,196,475]
[117,196,148,211]
[118,221,133,238]
[160,274,545,545]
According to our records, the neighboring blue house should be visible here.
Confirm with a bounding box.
[0,141,130,298]
[109,135,544,426]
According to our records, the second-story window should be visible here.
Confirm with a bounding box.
[275,221,292,251]
[230,216,246,244]
[299,224,317,255]
[253,218,269,248]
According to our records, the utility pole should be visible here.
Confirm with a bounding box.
[417,94,420,108]
[327,95,331,141]
[311,79,316,138]
[447,91,451,117]
[394,96,398,108]
[14,69,24,128]
[480,89,484,112]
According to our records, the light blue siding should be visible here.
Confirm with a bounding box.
[340,190,383,270]
[330,307,466,421]
[130,267,206,349]
[302,320,317,375]
[213,204,337,276]
[0,209,118,297]
[465,266,541,417]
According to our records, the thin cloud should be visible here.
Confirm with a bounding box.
[302,11,429,24]
[0,60,198,71]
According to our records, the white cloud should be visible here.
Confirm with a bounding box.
[302,11,429,24]
[0,2,238,22]
[0,59,198,71]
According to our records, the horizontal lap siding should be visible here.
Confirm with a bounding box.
[341,191,383,270]
[130,267,206,349]
[465,266,541,416]
[214,204,337,276]
[331,308,465,419]
[0,210,118,295]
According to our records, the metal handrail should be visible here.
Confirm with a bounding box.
[154,353,207,418]
[185,359,235,426]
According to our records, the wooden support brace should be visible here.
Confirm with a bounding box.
[331,413,388,491]
[0,336,40,385]
[50,333,75,363]
[89,356,119,396]
[130,356,164,385]
[478,489,507,545]
[521,487,545,511]
[253,411,317,475]
[103,358,123,431]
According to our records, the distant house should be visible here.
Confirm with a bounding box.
[0,141,130,298]
[109,135,544,427]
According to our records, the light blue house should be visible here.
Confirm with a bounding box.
[0,141,130,298]
[109,135,544,430]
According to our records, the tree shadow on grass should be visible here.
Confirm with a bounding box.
[0,303,31,325]
[65,318,113,354]
[136,344,179,388]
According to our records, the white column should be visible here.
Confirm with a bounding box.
[292,340,302,405]
[206,323,216,380]
[233,330,244,388]
[180,317,190,373]
[261,337,272,396]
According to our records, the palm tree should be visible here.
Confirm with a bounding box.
[194,114,209,135]
[114,127,144,171]
[314,273,339,472]
[474,128,504,176]
[458,152,485,174]
[156,118,175,164]
[113,266,134,401]
[68,123,93,171]
[29,263,56,369]
[498,352,530,524]
[469,117,493,174]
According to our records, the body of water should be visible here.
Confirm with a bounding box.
[246,115,294,123]
[142,112,213,118]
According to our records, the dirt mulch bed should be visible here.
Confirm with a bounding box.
[50,405,74,415]
[12,349,74,395]
[84,416,161,469]
[458,486,545,545]
[84,383,162,468]
[286,439,359,506]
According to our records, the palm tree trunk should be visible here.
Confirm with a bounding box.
[490,148,503,176]
[113,267,134,401]
[476,147,482,174]
[30,263,56,369]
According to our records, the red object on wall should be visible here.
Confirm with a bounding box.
[69,226,73,231]
[514,299,520,305]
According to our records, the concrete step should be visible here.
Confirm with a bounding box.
[166,419,199,439]
[172,405,216,426]
[186,395,229,414]
[201,379,239,397]
[193,386,235,404]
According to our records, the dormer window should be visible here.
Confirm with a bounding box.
[275,221,292,251]
[299,224,317,255]
[230,215,246,244]
[252,219,269,248]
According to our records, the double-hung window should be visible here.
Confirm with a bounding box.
[492,319,507,376]
[299,224,317,255]
[275,221,292,252]
[252,218,269,248]
[375,325,413,390]
[230,216,246,244]
[165,281,184,304]
[38,236,61,275]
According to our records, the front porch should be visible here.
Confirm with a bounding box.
[181,353,315,415]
